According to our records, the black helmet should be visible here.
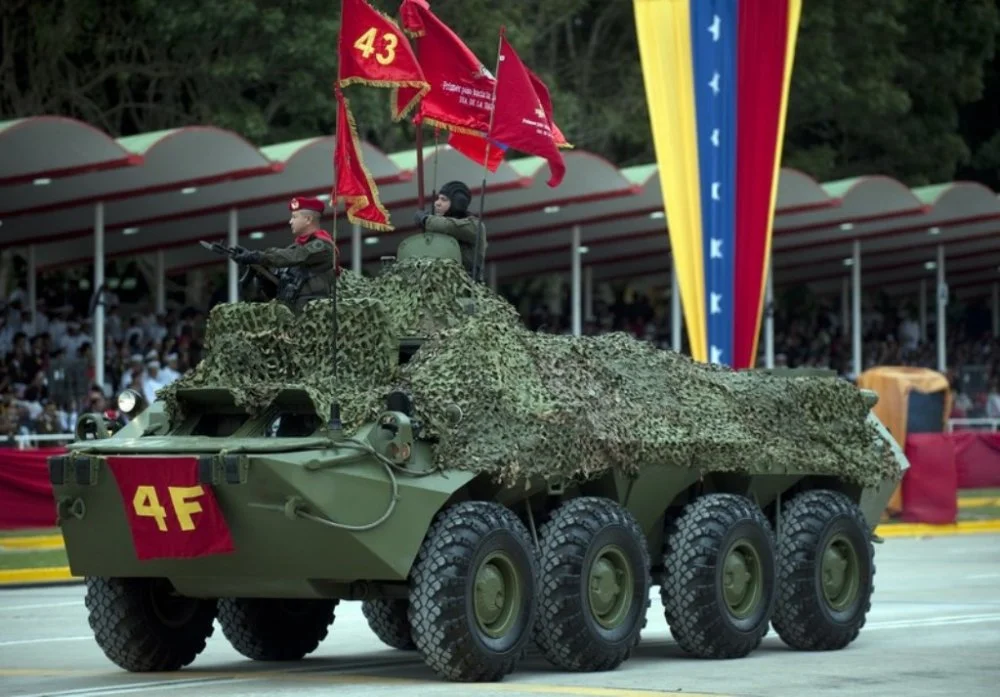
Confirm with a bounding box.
[438,180,471,215]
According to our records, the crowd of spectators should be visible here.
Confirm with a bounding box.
[1,278,997,447]
[1,284,209,448]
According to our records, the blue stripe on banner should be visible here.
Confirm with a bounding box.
[690,0,738,366]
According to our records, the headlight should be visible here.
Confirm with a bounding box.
[117,389,139,414]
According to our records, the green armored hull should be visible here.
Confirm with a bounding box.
[50,234,906,682]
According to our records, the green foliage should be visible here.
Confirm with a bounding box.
[2,0,998,187]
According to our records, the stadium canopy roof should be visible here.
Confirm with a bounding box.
[2,115,999,299]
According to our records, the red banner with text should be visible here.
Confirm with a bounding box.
[106,456,235,561]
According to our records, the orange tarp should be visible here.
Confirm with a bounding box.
[857,366,952,517]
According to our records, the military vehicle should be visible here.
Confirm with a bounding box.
[48,230,907,683]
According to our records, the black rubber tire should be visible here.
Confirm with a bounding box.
[217,597,337,661]
[771,489,875,651]
[362,598,417,650]
[84,576,216,672]
[408,500,538,682]
[661,493,777,659]
[534,497,651,671]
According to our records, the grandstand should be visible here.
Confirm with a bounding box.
[1,115,998,446]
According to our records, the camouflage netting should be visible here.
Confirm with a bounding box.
[158,256,901,488]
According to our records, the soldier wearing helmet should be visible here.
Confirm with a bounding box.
[233,196,341,312]
[413,180,484,277]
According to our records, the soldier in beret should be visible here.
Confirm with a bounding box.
[413,180,485,278]
[233,196,341,313]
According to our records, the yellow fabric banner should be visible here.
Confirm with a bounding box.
[632,0,706,361]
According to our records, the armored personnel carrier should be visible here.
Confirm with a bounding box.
[48,231,907,683]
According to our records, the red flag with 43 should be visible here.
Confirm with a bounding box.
[490,32,566,188]
[333,88,393,231]
[106,456,235,561]
[338,0,429,120]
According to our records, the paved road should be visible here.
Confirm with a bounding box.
[1,534,998,697]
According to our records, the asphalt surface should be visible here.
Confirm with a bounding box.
[1,534,998,697]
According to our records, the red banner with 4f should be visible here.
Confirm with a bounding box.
[106,456,235,561]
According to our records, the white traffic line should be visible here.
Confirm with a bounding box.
[8,676,250,697]
[0,636,93,647]
[2,612,999,650]
[0,601,83,612]
[864,613,1000,631]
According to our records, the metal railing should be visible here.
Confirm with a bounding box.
[2,433,77,450]
[946,418,1000,433]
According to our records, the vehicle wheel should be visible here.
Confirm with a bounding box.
[217,598,337,661]
[408,500,538,682]
[362,598,416,650]
[85,576,216,672]
[661,493,776,659]
[771,489,875,650]
[534,497,651,671]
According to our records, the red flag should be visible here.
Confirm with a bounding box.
[490,33,566,188]
[395,0,494,135]
[338,0,429,120]
[333,88,393,231]
[106,456,235,561]
[527,69,572,150]
[447,131,505,172]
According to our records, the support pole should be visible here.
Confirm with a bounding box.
[488,262,497,291]
[94,203,105,391]
[937,244,947,373]
[584,266,594,321]
[155,249,166,315]
[852,239,862,378]
[765,261,774,369]
[352,223,361,273]
[992,281,999,338]
[571,225,582,337]
[227,208,239,303]
[671,262,681,352]
[919,278,927,343]
[841,276,849,338]
[27,245,36,335]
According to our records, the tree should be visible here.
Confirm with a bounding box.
[2,0,998,190]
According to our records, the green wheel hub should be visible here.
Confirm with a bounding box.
[722,539,763,619]
[587,544,634,630]
[473,551,521,638]
[821,533,860,611]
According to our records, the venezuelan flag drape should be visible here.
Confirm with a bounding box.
[633,0,802,368]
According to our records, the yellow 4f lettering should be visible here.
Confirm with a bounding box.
[133,485,206,532]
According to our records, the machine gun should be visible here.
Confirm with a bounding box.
[199,240,280,286]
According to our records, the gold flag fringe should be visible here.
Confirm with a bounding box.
[336,91,395,232]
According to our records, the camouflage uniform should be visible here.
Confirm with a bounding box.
[422,214,483,276]
[234,195,340,313]
[415,180,485,277]
[258,233,338,313]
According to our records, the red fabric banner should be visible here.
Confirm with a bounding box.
[447,131,505,172]
[338,0,429,120]
[490,33,565,188]
[951,431,1000,489]
[106,456,235,561]
[733,0,792,369]
[397,0,494,135]
[333,88,393,231]
[0,448,62,530]
[902,433,958,524]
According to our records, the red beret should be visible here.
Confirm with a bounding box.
[289,196,324,214]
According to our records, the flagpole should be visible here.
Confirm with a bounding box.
[472,26,505,285]
[411,26,426,211]
[328,6,344,431]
